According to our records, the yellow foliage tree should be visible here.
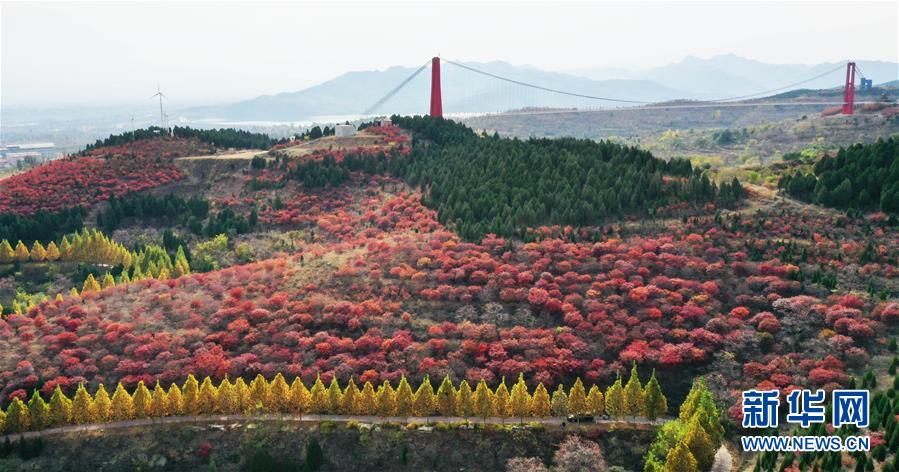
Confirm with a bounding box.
[643,370,668,421]
[339,378,359,415]
[567,377,588,416]
[102,272,116,289]
[435,376,457,417]
[59,236,74,261]
[551,384,568,417]
[46,241,61,261]
[216,377,238,414]
[182,374,200,415]
[531,383,551,417]
[48,386,73,426]
[5,397,30,433]
[72,384,96,424]
[664,440,698,472]
[94,384,113,422]
[376,380,396,417]
[493,377,511,418]
[111,383,134,420]
[166,383,184,416]
[248,374,270,412]
[587,385,605,416]
[288,377,310,414]
[509,374,531,421]
[82,274,101,293]
[455,380,474,417]
[198,377,218,415]
[309,375,328,415]
[605,375,625,419]
[14,240,30,262]
[234,378,250,413]
[684,418,715,470]
[28,391,50,430]
[151,382,169,417]
[0,240,15,263]
[395,376,414,418]
[473,380,493,421]
[269,373,290,413]
[412,375,435,417]
[623,363,645,419]
[30,241,47,261]
[357,381,377,416]
[326,377,343,414]
[133,381,153,418]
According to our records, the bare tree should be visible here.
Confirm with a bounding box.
[506,457,548,472]
[710,445,733,472]
[553,435,607,472]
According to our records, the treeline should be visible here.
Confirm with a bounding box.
[74,243,191,298]
[779,137,899,213]
[0,208,85,245]
[82,126,283,153]
[203,207,257,238]
[171,126,283,150]
[0,229,194,315]
[0,229,130,268]
[96,192,256,237]
[285,156,350,189]
[297,125,336,140]
[97,193,209,233]
[391,115,478,146]
[391,116,742,239]
[287,116,743,239]
[0,366,669,434]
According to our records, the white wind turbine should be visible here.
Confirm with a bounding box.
[151,83,167,129]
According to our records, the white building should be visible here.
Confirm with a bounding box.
[335,124,356,137]
[0,142,56,159]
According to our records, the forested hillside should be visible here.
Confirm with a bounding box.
[309,116,743,239]
[82,126,282,153]
[779,137,899,213]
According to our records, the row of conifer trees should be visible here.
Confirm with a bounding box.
[0,365,668,434]
[0,229,130,267]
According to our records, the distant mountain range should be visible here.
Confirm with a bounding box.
[181,55,899,122]
[570,54,899,98]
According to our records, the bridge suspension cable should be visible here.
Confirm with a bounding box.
[364,59,432,115]
[441,58,651,104]
[708,63,846,102]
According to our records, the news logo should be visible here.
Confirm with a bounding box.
[740,389,870,452]
[785,389,826,428]
[742,389,780,428]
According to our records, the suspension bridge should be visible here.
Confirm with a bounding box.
[364,57,881,119]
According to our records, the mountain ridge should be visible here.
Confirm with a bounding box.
[181,55,899,122]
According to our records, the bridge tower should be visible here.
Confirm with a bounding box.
[842,62,856,115]
[430,57,443,118]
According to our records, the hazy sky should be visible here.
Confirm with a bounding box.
[2,1,897,108]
